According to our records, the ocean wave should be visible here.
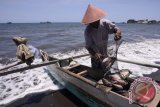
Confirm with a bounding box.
[0,59,62,106]
[118,39,160,76]
[52,39,160,77]
[0,57,17,65]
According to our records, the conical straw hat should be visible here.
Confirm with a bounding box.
[81,4,107,24]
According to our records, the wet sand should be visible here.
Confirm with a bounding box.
[6,89,88,107]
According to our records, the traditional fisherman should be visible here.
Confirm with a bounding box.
[81,4,128,89]
[82,4,121,74]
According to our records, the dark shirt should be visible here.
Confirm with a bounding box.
[84,19,119,57]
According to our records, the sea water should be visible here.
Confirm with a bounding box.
[0,23,160,106]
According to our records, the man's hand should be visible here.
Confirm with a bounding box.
[94,53,103,60]
[114,30,121,41]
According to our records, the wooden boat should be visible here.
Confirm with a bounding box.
[45,57,160,107]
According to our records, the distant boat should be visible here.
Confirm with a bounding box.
[40,21,52,24]
[6,22,12,24]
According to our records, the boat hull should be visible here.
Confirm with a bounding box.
[47,64,140,107]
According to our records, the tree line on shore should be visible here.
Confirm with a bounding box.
[127,19,160,24]
[4,19,160,24]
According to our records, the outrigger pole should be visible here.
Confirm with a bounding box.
[0,61,23,71]
[117,57,160,69]
[0,54,90,76]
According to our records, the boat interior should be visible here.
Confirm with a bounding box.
[49,57,133,96]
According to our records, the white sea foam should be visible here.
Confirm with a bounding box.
[118,39,160,77]
[0,59,62,106]
[0,39,160,106]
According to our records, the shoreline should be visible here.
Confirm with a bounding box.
[5,89,88,107]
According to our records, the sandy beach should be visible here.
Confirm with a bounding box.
[6,89,88,107]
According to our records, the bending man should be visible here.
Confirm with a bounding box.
[81,4,121,79]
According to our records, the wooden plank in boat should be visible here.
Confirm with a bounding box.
[63,64,80,70]
[77,70,88,76]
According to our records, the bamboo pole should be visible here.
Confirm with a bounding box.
[0,54,90,76]
[0,61,23,71]
[117,57,160,69]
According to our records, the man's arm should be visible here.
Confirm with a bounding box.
[110,23,121,41]
[104,20,121,41]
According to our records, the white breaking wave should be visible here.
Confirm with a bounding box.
[0,59,62,106]
[53,39,160,77]
[118,39,160,77]
[0,39,160,106]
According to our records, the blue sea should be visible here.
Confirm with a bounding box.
[0,23,160,107]
[0,23,160,58]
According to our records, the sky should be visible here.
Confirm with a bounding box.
[0,0,160,23]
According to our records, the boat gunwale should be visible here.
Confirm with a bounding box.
[54,64,132,100]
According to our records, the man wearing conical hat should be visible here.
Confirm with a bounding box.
[82,4,121,79]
